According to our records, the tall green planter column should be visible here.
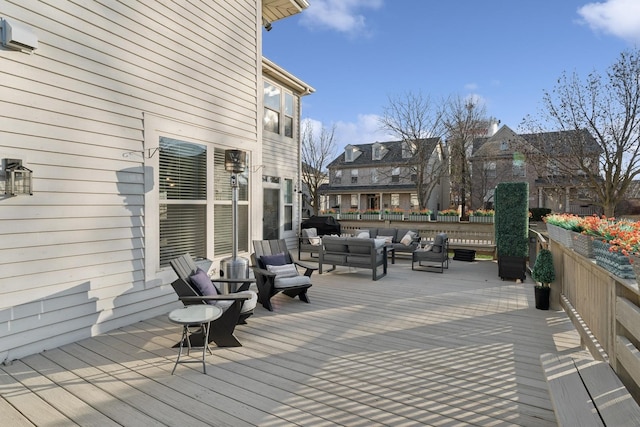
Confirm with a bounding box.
[495,182,529,281]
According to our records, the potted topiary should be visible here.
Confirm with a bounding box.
[531,248,555,310]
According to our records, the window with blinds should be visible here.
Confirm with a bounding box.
[158,139,250,266]
[213,148,249,253]
[159,137,207,265]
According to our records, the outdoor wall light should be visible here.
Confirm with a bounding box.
[4,158,33,196]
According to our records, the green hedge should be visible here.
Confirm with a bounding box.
[495,182,529,257]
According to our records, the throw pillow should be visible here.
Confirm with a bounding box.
[400,232,414,246]
[189,267,219,304]
[376,235,393,244]
[266,263,299,278]
[309,237,322,246]
[356,231,370,238]
[260,252,287,267]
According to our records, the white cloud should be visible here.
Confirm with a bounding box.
[333,114,395,149]
[300,0,383,35]
[578,0,640,43]
[464,83,479,91]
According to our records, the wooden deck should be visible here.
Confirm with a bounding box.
[0,258,581,426]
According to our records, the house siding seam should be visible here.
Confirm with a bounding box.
[0,0,260,363]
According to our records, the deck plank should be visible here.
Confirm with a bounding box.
[1,259,582,426]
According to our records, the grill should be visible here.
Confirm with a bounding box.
[301,215,341,236]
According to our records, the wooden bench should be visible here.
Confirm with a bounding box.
[541,353,640,426]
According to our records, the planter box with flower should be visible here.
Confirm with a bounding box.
[407,209,432,222]
[544,213,581,249]
[469,209,495,223]
[437,208,460,222]
[382,209,404,221]
[360,209,381,221]
[339,210,360,220]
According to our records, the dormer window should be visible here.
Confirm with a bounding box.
[345,145,360,162]
[372,143,385,161]
[402,141,415,158]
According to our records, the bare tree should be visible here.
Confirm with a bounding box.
[443,96,490,216]
[301,120,337,216]
[522,49,640,217]
[379,91,447,210]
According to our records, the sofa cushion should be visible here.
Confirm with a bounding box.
[275,275,312,289]
[355,230,370,238]
[377,235,393,244]
[323,237,348,253]
[323,253,347,264]
[376,228,397,242]
[266,263,299,278]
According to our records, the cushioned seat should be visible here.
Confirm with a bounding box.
[412,233,449,273]
[251,239,316,311]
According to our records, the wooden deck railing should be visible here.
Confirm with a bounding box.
[541,235,640,404]
[338,220,496,255]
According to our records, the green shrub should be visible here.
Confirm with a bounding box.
[532,249,555,286]
[495,182,529,257]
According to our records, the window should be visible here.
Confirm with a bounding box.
[284,178,293,231]
[512,159,525,177]
[350,194,358,208]
[371,168,378,183]
[264,81,295,138]
[484,161,496,177]
[213,148,249,257]
[334,170,342,184]
[351,169,358,184]
[345,146,359,162]
[158,139,249,267]
[263,82,280,134]
[159,138,207,266]
[402,141,415,158]
[410,193,419,208]
[391,193,400,208]
[284,93,294,138]
[500,140,508,151]
[392,167,400,183]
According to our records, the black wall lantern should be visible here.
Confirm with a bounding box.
[4,159,33,196]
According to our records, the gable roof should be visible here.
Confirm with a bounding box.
[472,125,600,158]
[327,138,440,168]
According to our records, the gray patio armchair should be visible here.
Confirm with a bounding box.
[412,233,449,273]
[169,253,258,347]
[251,239,315,311]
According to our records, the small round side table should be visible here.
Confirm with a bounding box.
[168,305,222,374]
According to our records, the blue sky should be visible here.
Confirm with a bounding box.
[263,0,640,150]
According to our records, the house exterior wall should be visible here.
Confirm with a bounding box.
[261,61,313,249]
[0,0,264,363]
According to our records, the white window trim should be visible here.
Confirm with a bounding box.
[143,113,257,286]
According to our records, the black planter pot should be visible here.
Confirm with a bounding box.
[534,286,551,310]
[498,255,527,281]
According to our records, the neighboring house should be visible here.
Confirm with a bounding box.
[0,1,309,363]
[320,139,447,214]
[261,58,314,247]
[470,125,601,214]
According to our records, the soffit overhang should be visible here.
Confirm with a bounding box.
[263,0,309,22]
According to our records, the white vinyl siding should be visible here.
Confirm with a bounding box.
[0,0,260,363]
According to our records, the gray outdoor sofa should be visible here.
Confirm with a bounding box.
[319,236,389,280]
[353,228,420,261]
